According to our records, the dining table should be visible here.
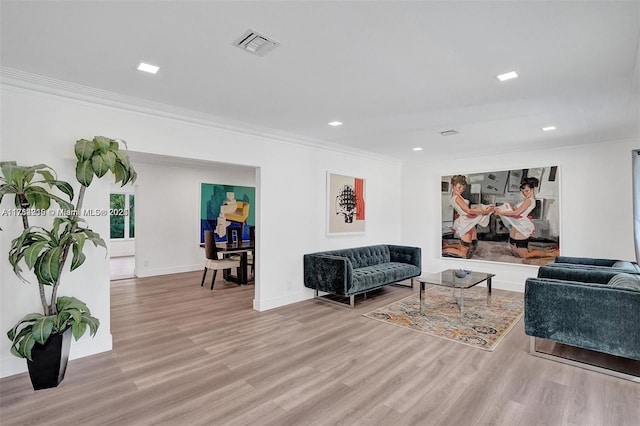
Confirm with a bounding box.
[216,241,255,285]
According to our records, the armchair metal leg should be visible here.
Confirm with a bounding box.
[529,337,640,383]
[201,268,207,286]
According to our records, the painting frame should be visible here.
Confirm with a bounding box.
[327,172,366,236]
[441,165,560,266]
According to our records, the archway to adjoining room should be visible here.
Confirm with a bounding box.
[108,151,260,304]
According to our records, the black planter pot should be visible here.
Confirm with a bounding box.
[27,328,72,390]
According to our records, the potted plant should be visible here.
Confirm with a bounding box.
[0,136,136,390]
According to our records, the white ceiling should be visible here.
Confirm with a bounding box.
[2,1,639,161]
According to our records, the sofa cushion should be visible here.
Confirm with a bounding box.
[611,261,640,273]
[608,273,640,291]
[350,262,420,295]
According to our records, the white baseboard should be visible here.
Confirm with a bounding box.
[254,291,309,311]
[135,264,201,278]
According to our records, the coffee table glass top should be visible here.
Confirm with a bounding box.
[417,269,495,289]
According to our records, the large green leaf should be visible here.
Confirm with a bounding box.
[7,312,44,341]
[91,153,110,178]
[34,247,62,285]
[70,242,86,271]
[93,136,111,153]
[112,161,129,185]
[9,328,35,359]
[20,334,36,361]
[57,296,88,312]
[1,163,24,188]
[31,316,54,345]
[76,159,94,187]
[24,186,51,210]
[71,322,88,340]
[47,180,74,201]
[34,169,55,182]
[102,151,117,172]
[23,241,49,269]
[82,314,100,337]
[74,139,95,162]
[128,164,137,184]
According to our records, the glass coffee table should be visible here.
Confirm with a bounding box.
[417,269,495,315]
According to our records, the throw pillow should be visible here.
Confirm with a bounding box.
[611,261,640,273]
[608,273,640,291]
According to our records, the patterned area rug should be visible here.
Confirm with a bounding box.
[363,287,523,351]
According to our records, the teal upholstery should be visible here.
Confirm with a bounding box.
[608,273,640,291]
[611,261,640,273]
[525,265,640,360]
[303,244,421,296]
[553,256,619,267]
[550,256,640,274]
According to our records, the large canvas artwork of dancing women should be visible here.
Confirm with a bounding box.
[441,166,560,266]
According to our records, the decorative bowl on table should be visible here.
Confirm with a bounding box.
[454,269,469,278]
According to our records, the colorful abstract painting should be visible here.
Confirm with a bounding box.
[200,183,255,243]
[327,172,366,235]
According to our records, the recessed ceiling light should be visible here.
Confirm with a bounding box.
[497,71,518,82]
[328,121,343,127]
[412,147,423,151]
[542,126,556,131]
[137,62,159,74]
[440,130,458,136]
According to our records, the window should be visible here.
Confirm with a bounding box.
[110,193,135,239]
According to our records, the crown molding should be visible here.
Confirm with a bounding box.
[0,67,401,165]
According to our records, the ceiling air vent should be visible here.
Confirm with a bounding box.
[440,130,459,136]
[234,29,279,56]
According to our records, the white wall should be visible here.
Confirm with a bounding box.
[0,84,402,377]
[402,139,639,292]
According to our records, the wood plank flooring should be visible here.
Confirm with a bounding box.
[1,271,639,426]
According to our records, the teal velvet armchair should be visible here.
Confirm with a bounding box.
[525,264,640,381]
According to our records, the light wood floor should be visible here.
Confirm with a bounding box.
[1,272,639,426]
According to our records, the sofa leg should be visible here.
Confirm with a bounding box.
[529,337,640,383]
[314,289,357,308]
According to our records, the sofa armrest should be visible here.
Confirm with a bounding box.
[554,256,618,267]
[387,245,421,270]
[525,277,640,360]
[537,266,618,284]
[303,254,352,295]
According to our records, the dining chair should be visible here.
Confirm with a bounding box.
[224,227,243,264]
[202,230,240,290]
[247,226,255,278]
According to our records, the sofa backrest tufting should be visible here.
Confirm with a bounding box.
[318,245,391,269]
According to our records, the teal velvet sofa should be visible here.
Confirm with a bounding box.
[303,244,421,307]
[525,264,640,380]
[548,256,640,273]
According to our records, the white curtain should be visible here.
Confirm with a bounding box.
[634,150,640,263]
